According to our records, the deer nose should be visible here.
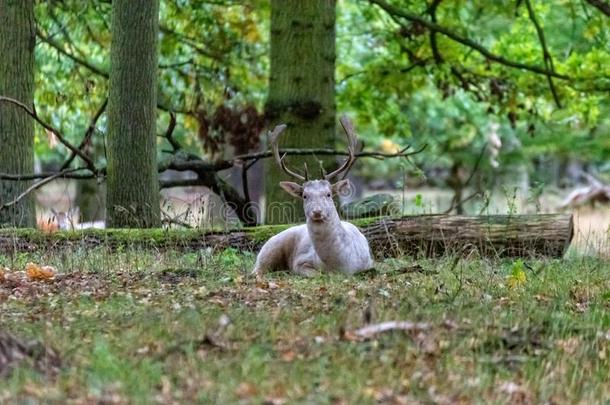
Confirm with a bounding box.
[311,209,323,218]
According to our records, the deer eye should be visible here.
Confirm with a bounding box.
[326,193,331,198]
[303,195,308,199]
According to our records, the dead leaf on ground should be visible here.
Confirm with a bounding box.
[555,337,581,354]
[235,382,258,399]
[25,263,56,282]
[0,267,7,283]
[280,349,297,362]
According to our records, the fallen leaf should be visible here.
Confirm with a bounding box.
[280,350,296,362]
[0,267,7,283]
[25,263,56,282]
[235,382,258,399]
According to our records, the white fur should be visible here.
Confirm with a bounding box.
[253,180,373,276]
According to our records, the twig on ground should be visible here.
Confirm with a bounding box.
[347,321,432,340]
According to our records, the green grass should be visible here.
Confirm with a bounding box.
[1,247,609,403]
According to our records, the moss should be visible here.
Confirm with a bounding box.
[350,215,396,228]
[0,218,390,249]
[244,224,291,243]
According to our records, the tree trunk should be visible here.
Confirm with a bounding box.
[0,0,36,227]
[106,0,160,228]
[0,214,574,259]
[264,0,336,224]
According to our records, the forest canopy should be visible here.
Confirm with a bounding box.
[1,0,608,227]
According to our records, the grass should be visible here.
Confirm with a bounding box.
[1,247,609,403]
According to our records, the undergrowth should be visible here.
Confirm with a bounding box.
[1,247,609,403]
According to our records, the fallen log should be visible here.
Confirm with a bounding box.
[0,214,573,258]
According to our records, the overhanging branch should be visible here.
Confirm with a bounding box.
[523,0,562,108]
[36,28,187,113]
[0,96,97,172]
[369,0,571,81]
[586,0,610,16]
[60,98,108,171]
[0,168,90,212]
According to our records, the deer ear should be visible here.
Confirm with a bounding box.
[279,181,303,198]
[332,179,351,196]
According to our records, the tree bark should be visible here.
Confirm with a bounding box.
[0,0,36,227]
[0,214,574,259]
[106,0,161,228]
[264,0,336,224]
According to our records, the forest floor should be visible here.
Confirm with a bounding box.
[1,248,609,403]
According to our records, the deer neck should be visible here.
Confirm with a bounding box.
[306,212,345,260]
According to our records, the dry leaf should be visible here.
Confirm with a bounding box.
[280,350,296,362]
[26,263,56,282]
[0,267,7,283]
[235,382,258,399]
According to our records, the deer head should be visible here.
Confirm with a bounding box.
[269,116,359,224]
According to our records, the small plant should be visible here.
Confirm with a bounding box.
[506,259,527,289]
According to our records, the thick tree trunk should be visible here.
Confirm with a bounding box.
[0,214,574,259]
[264,0,336,224]
[106,0,161,228]
[0,0,36,227]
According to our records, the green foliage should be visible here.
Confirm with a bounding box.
[335,0,610,180]
[31,0,610,187]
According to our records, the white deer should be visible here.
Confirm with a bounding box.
[252,117,373,276]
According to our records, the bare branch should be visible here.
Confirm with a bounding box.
[60,98,108,171]
[0,168,89,211]
[585,0,610,16]
[37,28,109,78]
[159,25,226,62]
[523,0,562,107]
[0,96,98,172]
[162,112,180,152]
[232,144,427,163]
[0,171,96,181]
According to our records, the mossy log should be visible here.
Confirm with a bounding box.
[0,214,573,258]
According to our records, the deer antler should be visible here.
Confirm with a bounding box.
[324,115,359,181]
[269,124,309,182]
